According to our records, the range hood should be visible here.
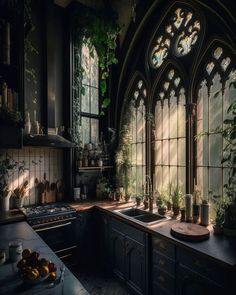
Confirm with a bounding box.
[24,134,74,148]
[23,2,74,149]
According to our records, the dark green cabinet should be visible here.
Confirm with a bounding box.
[176,265,223,295]
[111,218,148,295]
[125,235,146,294]
[111,227,126,280]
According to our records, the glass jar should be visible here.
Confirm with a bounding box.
[9,241,22,262]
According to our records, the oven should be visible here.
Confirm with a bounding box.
[22,204,78,267]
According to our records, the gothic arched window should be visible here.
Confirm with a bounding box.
[154,68,186,194]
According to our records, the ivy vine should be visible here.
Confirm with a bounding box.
[72,10,120,115]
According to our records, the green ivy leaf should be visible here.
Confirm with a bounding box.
[101,98,111,109]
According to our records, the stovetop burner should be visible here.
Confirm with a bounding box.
[21,203,77,226]
[22,203,75,218]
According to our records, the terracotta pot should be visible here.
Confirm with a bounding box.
[158,207,167,216]
[124,195,131,202]
[167,201,172,211]
[173,206,180,216]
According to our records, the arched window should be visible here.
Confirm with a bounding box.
[130,79,147,195]
[80,41,99,145]
[154,68,186,193]
[117,0,236,204]
[72,38,99,147]
[196,45,236,199]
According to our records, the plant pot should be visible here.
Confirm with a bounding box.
[158,207,167,216]
[213,224,223,235]
[115,193,121,202]
[173,207,180,216]
[124,194,131,202]
[14,197,24,209]
[167,201,172,211]
[0,193,10,212]
[136,198,142,206]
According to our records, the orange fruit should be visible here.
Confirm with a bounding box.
[22,248,31,259]
[40,265,49,277]
[49,271,57,281]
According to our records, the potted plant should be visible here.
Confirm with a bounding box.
[213,198,226,235]
[156,197,167,216]
[220,98,236,236]
[135,195,143,206]
[0,152,20,212]
[13,180,29,209]
[171,186,183,216]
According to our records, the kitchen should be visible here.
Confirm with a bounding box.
[0,0,236,294]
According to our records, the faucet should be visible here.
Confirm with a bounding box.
[143,175,154,212]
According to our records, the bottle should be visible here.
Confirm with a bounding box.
[24,112,31,134]
[185,194,193,222]
[200,200,210,226]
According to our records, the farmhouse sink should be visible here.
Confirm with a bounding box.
[115,207,169,225]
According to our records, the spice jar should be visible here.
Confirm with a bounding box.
[9,241,22,262]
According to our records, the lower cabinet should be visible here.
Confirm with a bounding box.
[176,265,223,295]
[110,218,148,295]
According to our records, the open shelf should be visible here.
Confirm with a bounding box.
[77,166,113,173]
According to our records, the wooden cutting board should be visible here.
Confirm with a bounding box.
[171,222,210,242]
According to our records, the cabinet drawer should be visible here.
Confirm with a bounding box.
[177,247,231,285]
[153,266,175,295]
[153,282,173,295]
[153,250,175,276]
[152,236,175,259]
[111,218,146,244]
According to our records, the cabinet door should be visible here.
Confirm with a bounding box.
[111,228,126,280]
[125,236,146,295]
[177,265,223,295]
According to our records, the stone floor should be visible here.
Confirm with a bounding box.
[70,265,133,295]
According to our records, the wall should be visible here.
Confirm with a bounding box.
[8,147,63,208]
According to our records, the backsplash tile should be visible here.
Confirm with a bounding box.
[8,147,63,207]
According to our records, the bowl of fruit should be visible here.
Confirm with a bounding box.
[17,248,57,285]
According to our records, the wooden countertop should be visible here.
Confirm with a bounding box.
[71,199,236,269]
[0,209,25,225]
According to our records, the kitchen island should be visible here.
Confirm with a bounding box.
[0,221,89,295]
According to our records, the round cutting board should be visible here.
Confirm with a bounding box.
[171,222,210,242]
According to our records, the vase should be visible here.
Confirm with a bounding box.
[0,192,11,212]
[192,204,200,223]
[200,203,210,226]
[14,197,24,209]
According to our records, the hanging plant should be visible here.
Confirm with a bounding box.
[72,9,120,115]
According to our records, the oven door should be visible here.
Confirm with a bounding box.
[33,217,77,265]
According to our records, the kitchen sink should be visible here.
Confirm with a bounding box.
[117,208,149,217]
[115,207,169,225]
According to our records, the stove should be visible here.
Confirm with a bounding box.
[21,203,78,266]
[21,203,77,226]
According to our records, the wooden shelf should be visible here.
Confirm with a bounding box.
[77,166,113,173]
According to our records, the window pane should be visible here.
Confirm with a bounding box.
[155,141,162,165]
[155,101,162,139]
[169,96,177,138]
[91,118,99,144]
[81,117,90,144]
[91,87,99,114]
[178,138,186,166]
[170,139,177,165]
[162,140,169,165]
[209,133,222,167]
[81,85,90,113]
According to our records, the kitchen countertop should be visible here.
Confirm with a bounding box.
[0,210,25,225]
[71,200,236,269]
[0,221,89,295]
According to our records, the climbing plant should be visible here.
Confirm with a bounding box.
[72,9,120,115]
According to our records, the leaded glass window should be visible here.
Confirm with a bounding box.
[196,46,236,199]
[130,80,147,195]
[149,6,201,69]
[154,69,186,193]
[81,41,99,145]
